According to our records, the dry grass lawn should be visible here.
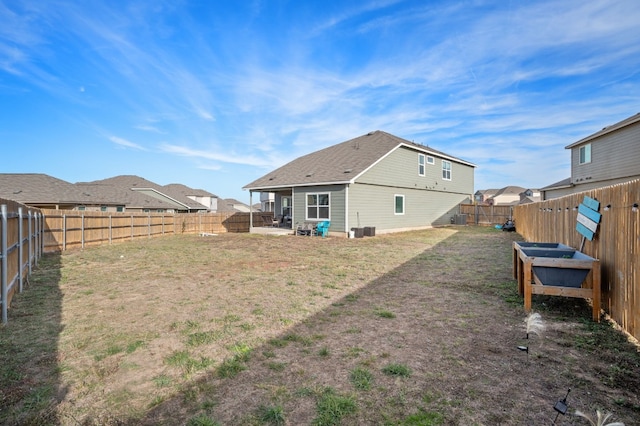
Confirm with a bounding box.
[1,226,639,425]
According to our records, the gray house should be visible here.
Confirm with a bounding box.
[543,112,640,199]
[243,130,475,236]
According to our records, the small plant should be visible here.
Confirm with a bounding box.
[525,312,545,339]
[186,413,220,426]
[152,374,172,388]
[382,363,411,377]
[258,404,285,425]
[217,356,246,378]
[375,309,396,319]
[267,361,287,371]
[318,346,330,357]
[350,367,373,390]
[400,409,445,425]
[574,409,625,426]
[314,387,357,426]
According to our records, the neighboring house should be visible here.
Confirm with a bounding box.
[542,112,640,199]
[0,173,101,210]
[0,173,216,213]
[260,192,276,212]
[519,188,540,204]
[80,175,213,213]
[217,198,252,213]
[243,130,476,236]
[474,189,498,204]
[162,183,218,211]
[485,186,525,206]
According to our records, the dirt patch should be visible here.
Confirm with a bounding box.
[2,227,639,425]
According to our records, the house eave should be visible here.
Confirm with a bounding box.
[565,112,640,149]
[244,180,352,192]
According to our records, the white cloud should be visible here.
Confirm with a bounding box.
[109,136,145,150]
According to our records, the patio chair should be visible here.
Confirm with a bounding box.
[296,222,314,236]
[261,214,278,227]
[314,221,330,238]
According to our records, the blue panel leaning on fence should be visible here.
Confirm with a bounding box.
[576,196,601,252]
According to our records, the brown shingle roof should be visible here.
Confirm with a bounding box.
[81,175,207,210]
[244,130,474,190]
[0,173,86,204]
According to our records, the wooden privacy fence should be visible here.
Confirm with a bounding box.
[459,203,513,225]
[0,199,44,324]
[41,209,268,252]
[513,178,640,342]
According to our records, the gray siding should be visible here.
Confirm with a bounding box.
[356,145,474,195]
[348,183,470,232]
[348,145,474,231]
[572,123,640,186]
[292,185,346,232]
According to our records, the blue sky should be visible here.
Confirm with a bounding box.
[2,1,639,203]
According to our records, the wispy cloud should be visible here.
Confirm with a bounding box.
[159,143,277,168]
[109,136,146,150]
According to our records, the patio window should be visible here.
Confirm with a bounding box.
[579,144,591,164]
[306,192,330,219]
[418,154,425,176]
[394,194,405,215]
[442,160,452,181]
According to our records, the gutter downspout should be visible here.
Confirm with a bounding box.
[345,184,349,235]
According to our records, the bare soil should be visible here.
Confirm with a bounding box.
[1,226,639,425]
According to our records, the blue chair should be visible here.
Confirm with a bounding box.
[315,221,330,237]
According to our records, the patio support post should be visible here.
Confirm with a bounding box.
[249,191,253,229]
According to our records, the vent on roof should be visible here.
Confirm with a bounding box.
[13,190,22,194]
[305,173,314,177]
[366,131,375,135]
[344,169,352,174]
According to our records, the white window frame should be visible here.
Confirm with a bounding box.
[426,156,435,165]
[418,154,426,176]
[394,194,405,215]
[306,192,330,220]
[442,160,452,181]
[579,144,591,164]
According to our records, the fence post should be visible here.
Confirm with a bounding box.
[81,213,85,249]
[131,215,134,240]
[28,211,33,274]
[1,204,8,324]
[63,214,67,251]
[18,208,24,293]
[148,213,151,238]
[109,215,112,244]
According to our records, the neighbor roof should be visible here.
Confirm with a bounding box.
[0,173,87,205]
[82,175,209,210]
[565,112,640,148]
[244,130,475,191]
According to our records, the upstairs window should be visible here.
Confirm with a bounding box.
[418,154,426,176]
[579,144,591,164]
[426,156,435,165]
[442,160,452,180]
[306,193,330,219]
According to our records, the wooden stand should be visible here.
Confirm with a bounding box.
[521,255,601,322]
